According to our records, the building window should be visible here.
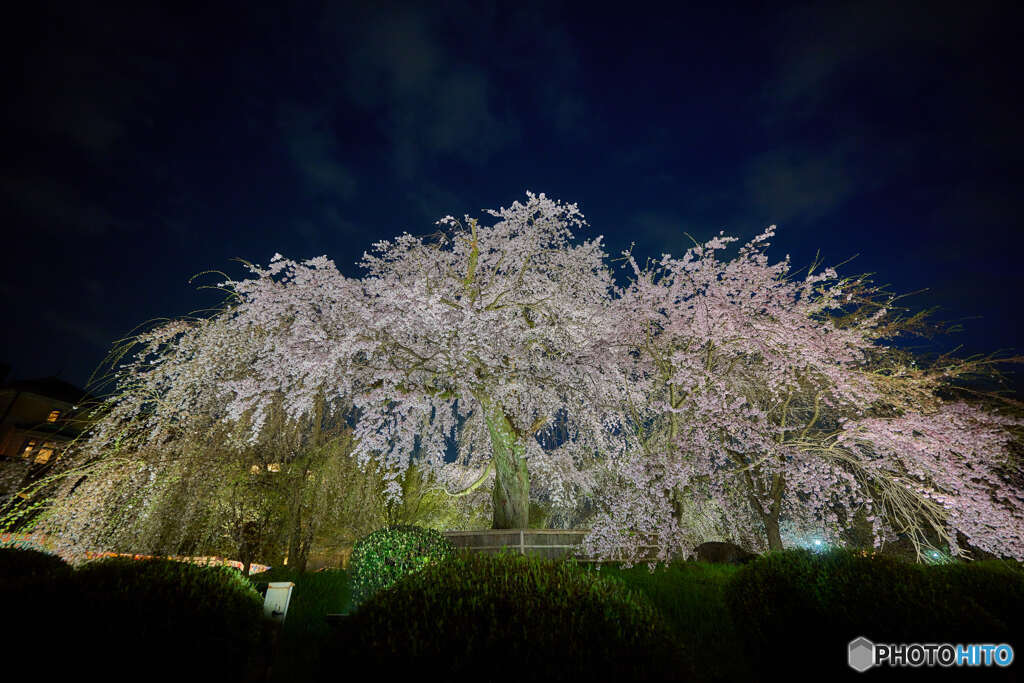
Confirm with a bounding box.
[47,410,61,423]
[34,443,56,463]
[21,440,58,463]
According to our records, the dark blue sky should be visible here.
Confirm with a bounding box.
[2,0,1021,398]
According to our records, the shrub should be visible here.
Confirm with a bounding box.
[64,558,266,677]
[725,548,1010,676]
[926,559,1023,639]
[722,548,821,659]
[348,524,456,609]
[1,547,75,651]
[0,546,72,582]
[329,551,694,681]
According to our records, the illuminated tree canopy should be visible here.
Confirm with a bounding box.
[45,192,1024,566]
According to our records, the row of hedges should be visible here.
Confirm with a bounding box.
[5,530,1024,681]
[334,527,1024,680]
[1,547,268,679]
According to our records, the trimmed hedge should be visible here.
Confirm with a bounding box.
[1,547,75,650]
[0,551,270,678]
[66,558,267,676]
[348,524,456,609]
[328,551,695,681]
[725,549,1019,677]
[0,546,72,582]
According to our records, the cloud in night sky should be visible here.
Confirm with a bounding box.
[766,1,1001,111]
[1,173,122,237]
[744,147,858,226]
[278,103,357,200]
[327,2,522,179]
[1,0,1020,397]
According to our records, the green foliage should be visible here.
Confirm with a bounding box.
[329,551,694,681]
[375,462,491,531]
[586,560,751,680]
[253,567,350,636]
[926,559,1024,638]
[1,547,76,657]
[252,566,352,683]
[725,548,1018,676]
[528,498,553,528]
[723,548,822,661]
[348,524,455,609]
[66,558,267,675]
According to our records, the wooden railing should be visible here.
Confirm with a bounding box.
[442,529,663,563]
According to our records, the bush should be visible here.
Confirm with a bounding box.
[725,548,1012,677]
[1,547,75,649]
[348,524,456,609]
[329,551,694,681]
[64,558,267,677]
[0,546,71,582]
[722,548,822,662]
[926,559,1024,639]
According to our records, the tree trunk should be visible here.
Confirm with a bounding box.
[240,520,260,577]
[287,504,303,568]
[478,393,531,529]
[293,523,314,573]
[763,514,783,552]
[287,395,322,569]
[762,473,785,552]
[669,485,685,522]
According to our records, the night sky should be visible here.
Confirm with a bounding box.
[2,1,1021,399]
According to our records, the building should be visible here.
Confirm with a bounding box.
[0,367,97,498]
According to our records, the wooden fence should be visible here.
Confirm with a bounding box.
[442,529,664,563]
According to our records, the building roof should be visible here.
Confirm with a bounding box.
[3,376,96,406]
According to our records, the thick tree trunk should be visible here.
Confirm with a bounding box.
[763,514,783,552]
[741,465,786,552]
[478,393,531,529]
[762,473,786,552]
